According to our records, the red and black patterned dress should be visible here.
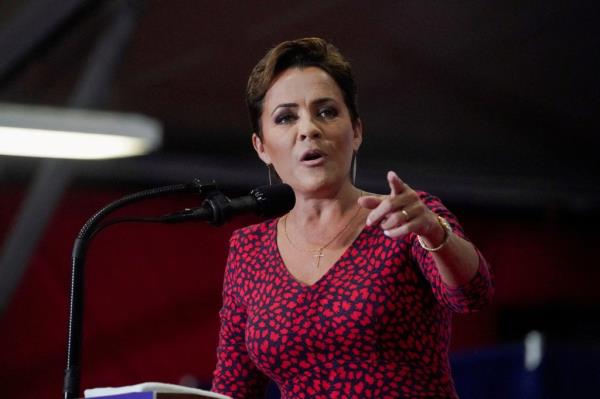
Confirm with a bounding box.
[212,192,493,399]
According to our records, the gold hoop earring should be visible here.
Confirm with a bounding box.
[267,164,273,186]
[266,163,281,185]
[352,151,357,185]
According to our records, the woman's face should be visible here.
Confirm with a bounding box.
[252,67,362,195]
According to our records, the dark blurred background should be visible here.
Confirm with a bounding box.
[1,1,599,398]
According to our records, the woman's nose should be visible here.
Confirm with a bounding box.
[297,117,322,141]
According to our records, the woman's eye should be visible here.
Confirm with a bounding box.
[318,107,338,119]
[275,113,296,125]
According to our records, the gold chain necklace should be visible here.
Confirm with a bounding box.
[283,192,363,268]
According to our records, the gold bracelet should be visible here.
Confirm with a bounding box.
[417,216,452,252]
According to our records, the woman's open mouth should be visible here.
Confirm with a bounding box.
[300,149,326,166]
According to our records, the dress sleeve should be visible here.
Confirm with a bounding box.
[410,192,494,313]
[211,230,269,398]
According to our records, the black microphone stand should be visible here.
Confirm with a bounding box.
[63,179,225,399]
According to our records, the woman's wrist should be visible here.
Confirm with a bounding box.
[418,216,452,252]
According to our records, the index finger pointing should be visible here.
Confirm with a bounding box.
[387,171,406,197]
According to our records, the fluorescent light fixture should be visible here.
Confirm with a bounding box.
[0,103,162,159]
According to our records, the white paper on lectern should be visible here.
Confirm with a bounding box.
[84,382,231,399]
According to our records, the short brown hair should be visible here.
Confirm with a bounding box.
[246,37,359,135]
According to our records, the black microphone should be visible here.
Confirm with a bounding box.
[163,183,295,225]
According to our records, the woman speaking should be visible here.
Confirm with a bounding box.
[211,37,493,399]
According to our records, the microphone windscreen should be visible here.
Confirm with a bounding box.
[250,184,295,217]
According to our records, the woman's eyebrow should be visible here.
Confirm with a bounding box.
[312,97,336,106]
[270,97,336,116]
[271,103,297,116]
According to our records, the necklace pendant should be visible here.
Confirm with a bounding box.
[313,250,324,268]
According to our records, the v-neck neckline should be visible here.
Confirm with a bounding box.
[271,217,368,289]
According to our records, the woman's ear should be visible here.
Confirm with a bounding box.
[252,133,272,164]
[352,119,363,152]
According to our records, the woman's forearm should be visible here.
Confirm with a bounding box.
[421,228,481,288]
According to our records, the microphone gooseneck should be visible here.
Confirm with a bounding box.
[63,181,294,399]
